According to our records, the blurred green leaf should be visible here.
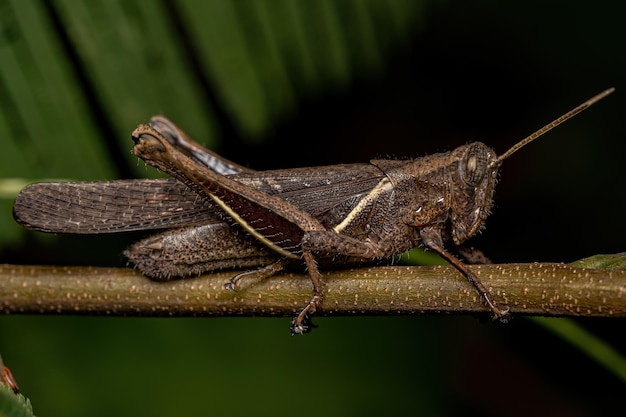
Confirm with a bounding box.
[531,317,626,384]
[0,0,425,249]
[0,386,35,417]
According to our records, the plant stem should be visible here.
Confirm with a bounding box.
[1,260,624,318]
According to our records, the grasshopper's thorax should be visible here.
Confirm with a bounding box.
[448,142,499,245]
[375,142,499,246]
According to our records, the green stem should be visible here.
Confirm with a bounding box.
[1,257,624,318]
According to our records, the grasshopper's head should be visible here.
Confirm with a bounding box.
[449,142,499,245]
[448,88,614,245]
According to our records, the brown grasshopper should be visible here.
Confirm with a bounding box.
[13,88,614,333]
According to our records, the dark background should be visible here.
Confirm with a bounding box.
[0,1,624,416]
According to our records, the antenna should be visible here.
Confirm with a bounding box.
[492,88,615,167]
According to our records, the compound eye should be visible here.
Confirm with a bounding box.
[461,144,489,186]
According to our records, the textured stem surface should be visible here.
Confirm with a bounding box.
[1,258,624,318]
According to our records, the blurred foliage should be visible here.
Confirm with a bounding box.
[531,316,626,384]
[0,386,34,417]
[1,0,625,416]
[0,0,423,247]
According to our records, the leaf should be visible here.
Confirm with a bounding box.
[569,252,626,270]
[0,386,35,417]
[0,0,425,249]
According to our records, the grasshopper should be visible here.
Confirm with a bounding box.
[13,88,614,333]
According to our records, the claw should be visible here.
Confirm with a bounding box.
[290,314,316,335]
[290,295,321,335]
[494,307,511,324]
